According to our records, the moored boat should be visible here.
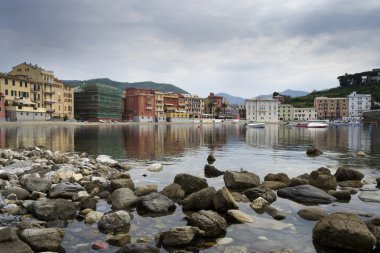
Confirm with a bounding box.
[246,122,265,128]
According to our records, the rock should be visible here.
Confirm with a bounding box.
[109,178,134,192]
[244,186,277,203]
[49,182,85,198]
[174,173,208,196]
[231,192,250,202]
[327,190,351,201]
[264,173,290,185]
[227,209,254,223]
[29,191,47,200]
[277,185,337,205]
[118,243,159,253]
[85,210,103,224]
[161,183,185,201]
[358,191,380,203]
[338,180,363,188]
[146,163,163,172]
[0,227,33,253]
[297,207,327,221]
[92,241,109,250]
[22,177,52,193]
[136,192,176,216]
[224,245,248,253]
[263,205,286,220]
[334,167,364,181]
[309,167,337,191]
[32,198,76,221]
[182,187,216,211]
[306,146,323,156]
[261,181,288,190]
[250,197,269,213]
[97,210,131,233]
[213,187,238,213]
[366,218,380,248]
[134,184,158,197]
[3,187,30,200]
[313,212,376,253]
[20,228,64,252]
[53,154,70,164]
[376,177,380,185]
[79,196,98,210]
[110,187,138,210]
[266,249,296,253]
[356,151,367,158]
[186,210,226,237]
[207,154,216,164]
[156,226,205,247]
[96,155,118,166]
[223,170,260,190]
[204,164,224,178]
[289,177,309,187]
[106,233,131,247]
[0,215,20,226]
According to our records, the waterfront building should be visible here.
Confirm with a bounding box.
[206,92,223,115]
[124,88,155,122]
[314,97,348,120]
[238,104,246,120]
[273,95,285,104]
[245,98,279,123]
[293,108,317,121]
[183,94,205,118]
[50,79,74,119]
[154,91,166,122]
[278,104,294,121]
[348,91,371,120]
[0,92,4,121]
[74,83,123,121]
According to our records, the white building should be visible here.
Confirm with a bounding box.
[293,108,317,121]
[348,91,371,120]
[245,98,279,123]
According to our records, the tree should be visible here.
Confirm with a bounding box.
[215,107,221,118]
[222,102,228,114]
[273,92,280,97]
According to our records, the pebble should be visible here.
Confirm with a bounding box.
[216,237,234,245]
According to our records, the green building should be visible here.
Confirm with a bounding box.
[74,83,123,121]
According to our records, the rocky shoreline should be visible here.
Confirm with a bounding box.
[0,147,378,253]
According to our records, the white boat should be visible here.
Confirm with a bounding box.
[246,122,265,128]
[307,122,328,128]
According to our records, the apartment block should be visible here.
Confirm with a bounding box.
[278,104,294,121]
[0,93,5,121]
[238,104,246,120]
[206,92,223,115]
[245,98,279,123]
[314,97,348,120]
[348,91,371,120]
[293,108,317,121]
[124,88,155,122]
[183,94,205,118]
[154,91,166,122]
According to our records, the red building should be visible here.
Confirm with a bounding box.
[207,92,224,115]
[0,93,5,121]
[124,88,155,122]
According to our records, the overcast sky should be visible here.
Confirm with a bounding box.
[1,0,379,98]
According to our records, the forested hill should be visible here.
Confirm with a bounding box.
[63,78,188,94]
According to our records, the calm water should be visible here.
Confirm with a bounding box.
[1,124,380,252]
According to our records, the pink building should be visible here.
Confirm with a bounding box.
[124,88,155,122]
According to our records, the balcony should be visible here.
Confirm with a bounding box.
[45,100,55,104]
[46,108,55,113]
[44,90,55,95]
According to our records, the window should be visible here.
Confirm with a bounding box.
[5,79,8,85]
[12,80,15,86]
[26,112,29,116]
[40,113,43,116]
[5,90,8,96]
[20,82,22,87]
[25,82,27,88]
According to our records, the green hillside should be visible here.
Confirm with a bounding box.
[63,78,188,94]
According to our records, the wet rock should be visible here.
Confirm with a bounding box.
[0,215,20,226]
[224,245,248,253]
[227,209,254,223]
[213,187,238,213]
[309,167,337,191]
[97,210,131,233]
[263,205,286,220]
[96,155,118,166]
[22,177,52,193]
[313,212,376,253]
[29,191,47,200]
[106,233,131,247]
[49,182,85,198]
[3,186,30,200]
[266,249,297,253]
[250,197,269,213]
[79,196,98,210]
[134,184,158,197]
[174,173,208,196]
[156,226,205,247]
[297,207,327,221]
[161,183,185,201]
[365,218,380,248]
[118,243,159,253]
[207,154,216,164]
[327,190,351,201]
[306,146,322,156]
[182,187,216,211]
[231,192,250,202]
[93,164,123,180]
[356,151,367,158]
[261,181,288,190]
[376,177,380,185]
[340,187,359,194]
[358,191,380,203]
[146,163,163,172]
[224,170,260,190]
[334,167,364,182]
[186,210,226,237]
[204,164,224,178]
[244,186,277,203]
[277,185,337,205]
[136,192,176,216]
[53,154,70,164]
[92,241,109,250]
[264,173,290,185]
[0,227,33,253]
[32,198,76,221]
[85,210,103,224]
[20,228,64,252]
[338,180,363,188]
[110,187,138,210]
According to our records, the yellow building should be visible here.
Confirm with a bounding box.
[52,79,74,119]
[183,94,205,118]
[314,97,348,120]
[154,91,166,122]
[278,104,293,121]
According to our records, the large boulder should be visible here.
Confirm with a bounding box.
[22,177,52,193]
[109,178,134,192]
[264,173,290,185]
[160,183,185,201]
[306,146,323,156]
[328,190,351,201]
[182,187,216,211]
[207,155,216,164]
[358,191,380,203]
[32,198,76,221]
[0,227,33,253]
[223,171,260,190]
[174,174,208,196]
[186,210,227,237]
[297,207,327,221]
[97,210,131,233]
[277,185,337,205]
[313,212,376,253]
[156,226,205,247]
[20,228,64,252]
[134,184,158,197]
[334,167,364,182]
[96,155,118,166]
[48,182,85,198]
[204,164,224,178]
[227,209,254,223]
[110,187,138,210]
[289,177,309,187]
[3,187,30,200]
[118,243,160,253]
[136,192,176,216]
[244,186,277,203]
[213,187,238,213]
[309,167,337,191]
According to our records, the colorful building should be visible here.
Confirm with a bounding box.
[314,97,348,120]
[348,91,371,120]
[183,94,205,118]
[238,104,246,120]
[293,108,317,121]
[154,91,166,122]
[124,88,155,122]
[278,104,293,121]
[245,98,279,123]
[206,92,223,115]
[0,93,5,121]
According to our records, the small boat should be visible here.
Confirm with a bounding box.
[246,122,265,128]
[307,122,328,128]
